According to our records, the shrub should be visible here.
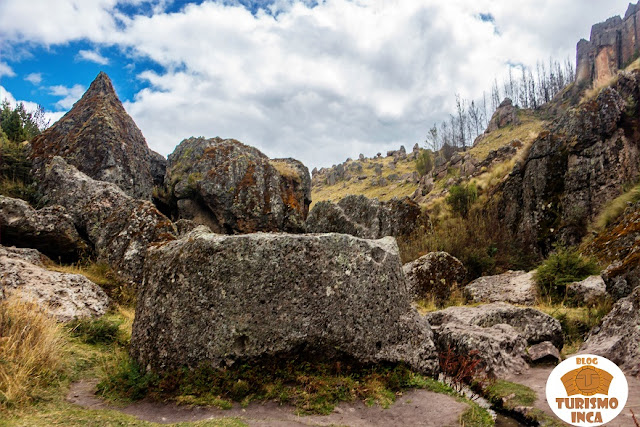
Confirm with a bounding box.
[446,183,477,218]
[415,150,433,177]
[534,248,600,304]
[0,295,65,409]
[67,317,121,345]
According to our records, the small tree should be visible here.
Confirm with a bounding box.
[446,184,478,218]
[415,150,433,177]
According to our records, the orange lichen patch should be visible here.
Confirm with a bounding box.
[237,162,257,190]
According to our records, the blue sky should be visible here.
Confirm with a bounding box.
[0,0,634,168]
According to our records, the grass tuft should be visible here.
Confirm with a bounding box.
[534,247,600,304]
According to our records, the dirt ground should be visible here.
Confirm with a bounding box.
[66,380,469,426]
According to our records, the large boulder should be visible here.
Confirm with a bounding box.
[402,252,466,303]
[306,195,428,239]
[464,271,538,306]
[0,246,108,321]
[0,195,88,262]
[427,303,563,377]
[40,157,176,283]
[580,286,640,377]
[566,275,607,305]
[131,228,438,375]
[30,72,155,199]
[165,137,311,234]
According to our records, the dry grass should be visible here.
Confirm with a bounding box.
[580,73,621,104]
[0,295,65,410]
[414,289,469,315]
[311,156,419,206]
[269,160,301,181]
[468,110,545,161]
[592,182,640,230]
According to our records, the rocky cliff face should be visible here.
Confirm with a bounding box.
[576,2,640,86]
[498,71,640,255]
[30,72,156,200]
[165,137,311,234]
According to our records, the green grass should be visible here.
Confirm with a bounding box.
[534,248,600,304]
[484,380,536,410]
[460,403,495,427]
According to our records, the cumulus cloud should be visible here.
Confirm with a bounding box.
[24,72,42,85]
[0,62,15,78]
[49,84,86,110]
[0,0,635,167]
[0,85,65,125]
[77,49,110,65]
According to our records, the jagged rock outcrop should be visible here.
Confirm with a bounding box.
[576,2,640,86]
[402,252,466,303]
[30,72,156,199]
[40,157,176,283]
[306,195,428,239]
[131,228,438,374]
[499,72,640,255]
[464,271,538,306]
[580,286,640,376]
[149,150,167,187]
[0,246,108,321]
[427,303,563,376]
[165,137,311,234]
[427,304,562,376]
[0,195,88,261]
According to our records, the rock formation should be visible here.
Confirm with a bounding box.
[30,72,156,199]
[131,228,438,375]
[165,137,311,234]
[402,252,466,303]
[464,271,538,306]
[40,156,176,283]
[0,195,88,262]
[306,195,428,239]
[0,246,108,321]
[580,286,640,376]
[566,275,607,306]
[576,2,640,86]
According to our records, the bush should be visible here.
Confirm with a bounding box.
[0,295,65,409]
[415,150,433,177]
[535,248,600,304]
[446,184,478,218]
[67,317,121,345]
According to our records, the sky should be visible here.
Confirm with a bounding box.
[0,0,634,169]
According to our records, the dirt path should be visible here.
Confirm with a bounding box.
[506,367,640,426]
[66,380,469,426]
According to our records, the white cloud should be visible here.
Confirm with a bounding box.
[0,0,636,168]
[0,61,15,78]
[24,72,42,85]
[49,84,86,110]
[77,49,110,65]
[0,85,64,125]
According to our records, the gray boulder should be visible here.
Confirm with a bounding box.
[566,275,607,305]
[527,341,561,365]
[580,286,640,377]
[131,229,438,374]
[40,157,176,283]
[0,246,108,321]
[403,252,466,303]
[306,195,428,239]
[464,271,538,306]
[0,195,89,262]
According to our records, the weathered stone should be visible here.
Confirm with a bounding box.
[0,195,88,262]
[485,99,520,134]
[527,341,561,365]
[40,157,176,283]
[566,275,607,305]
[306,195,428,239]
[165,137,311,234]
[403,252,466,303]
[131,229,438,374]
[427,303,563,349]
[149,150,167,187]
[0,246,108,321]
[580,286,640,376]
[30,72,155,199]
[464,271,538,306]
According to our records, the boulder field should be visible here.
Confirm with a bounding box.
[131,227,438,375]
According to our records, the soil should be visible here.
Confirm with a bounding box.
[66,380,468,426]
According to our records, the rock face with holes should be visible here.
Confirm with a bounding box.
[306,195,428,239]
[30,72,156,200]
[0,195,88,262]
[0,246,108,321]
[403,252,466,303]
[464,271,538,306]
[580,286,640,376]
[426,303,563,377]
[40,157,176,283]
[131,228,438,374]
[165,137,311,234]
